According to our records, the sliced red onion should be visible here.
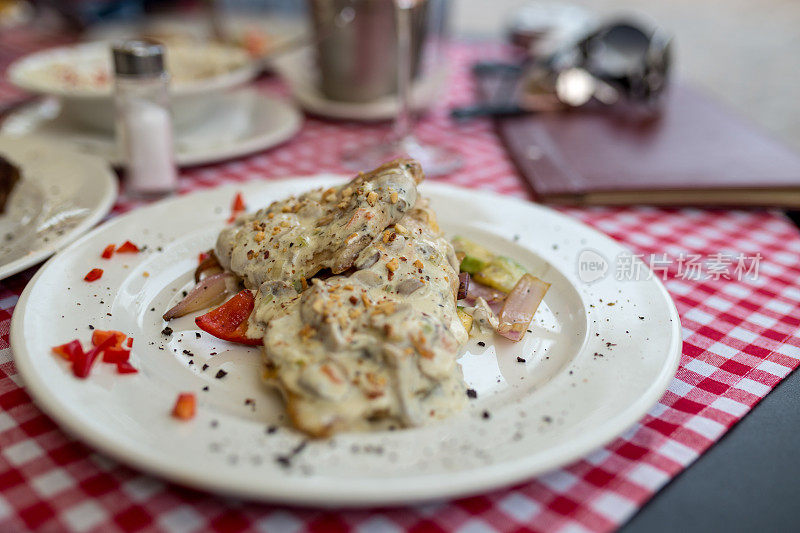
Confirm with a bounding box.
[496,274,550,342]
[457,272,470,300]
[467,281,506,303]
[163,273,238,320]
[195,251,222,282]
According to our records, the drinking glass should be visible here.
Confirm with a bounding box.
[342,0,462,176]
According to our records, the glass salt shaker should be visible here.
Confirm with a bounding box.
[112,40,178,198]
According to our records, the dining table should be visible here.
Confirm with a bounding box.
[1,26,800,533]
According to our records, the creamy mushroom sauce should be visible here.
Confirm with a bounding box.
[216,160,422,290]
[213,160,470,437]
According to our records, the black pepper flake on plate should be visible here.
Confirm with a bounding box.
[215,369,228,379]
[266,425,278,435]
[202,386,209,392]
[182,349,193,357]
[517,357,526,363]
[195,332,201,339]
[639,316,645,320]
[466,388,477,399]
[182,290,188,297]
[88,325,94,330]
[275,440,308,468]
[477,341,486,347]
[161,326,173,336]
[482,410,491,420]
[202,364,209,371]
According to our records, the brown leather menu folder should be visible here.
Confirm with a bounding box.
[489,84,800,207]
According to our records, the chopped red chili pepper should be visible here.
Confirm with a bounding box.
[198,252,210,264]
[72,334,116,378]
[116,240,140,253]
[227,192,246,223]
[102,347,130,364]
[92,330,126,349]
[84,268,103,282]
[116,361,138,374]
[126,337,133,348]
[195,290,262,346]
[101,244,116,259]
[172,393,196,420]
[52,340,84,362]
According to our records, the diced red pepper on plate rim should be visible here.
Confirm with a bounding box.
[227,192,246,222]
[172,392,196,420]
[52,340,84,362]
[101,244,116,259]
[92,329,126,349]
[116,240,140,253]
[102,347,130,364]
[116,361,138,374]
[84,268,103,282]
[53,331,138,377]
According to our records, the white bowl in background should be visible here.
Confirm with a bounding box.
[7,41,258,132]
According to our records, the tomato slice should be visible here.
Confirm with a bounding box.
[92,330,126,349]
[52,340,84,361]
[84,268,103,282]
[172,392,196,420]
[101,244,115,259]
[117,240,140,253]
[195,290,262,346]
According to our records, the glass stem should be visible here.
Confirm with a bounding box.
[393,3,413,142]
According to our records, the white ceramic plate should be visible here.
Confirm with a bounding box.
[0,88,302,167]
[0,136,117,280]
[11,178,681,506]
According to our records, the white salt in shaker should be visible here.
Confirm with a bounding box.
[112,40,178,197]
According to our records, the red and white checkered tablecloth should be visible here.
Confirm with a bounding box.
[2,35,800,532]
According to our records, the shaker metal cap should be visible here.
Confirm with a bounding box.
[112,39,166,77]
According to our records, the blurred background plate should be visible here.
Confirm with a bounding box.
[0,135,116,279]
[0,88,302,167]
[274,48,446,121]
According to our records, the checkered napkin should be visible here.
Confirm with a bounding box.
[2,39,800,532]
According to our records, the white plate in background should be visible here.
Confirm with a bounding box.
[1,88,302,167]
[0,136,116,280]
[274,49,446,121]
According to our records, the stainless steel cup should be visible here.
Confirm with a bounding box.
[307,0,430,102]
